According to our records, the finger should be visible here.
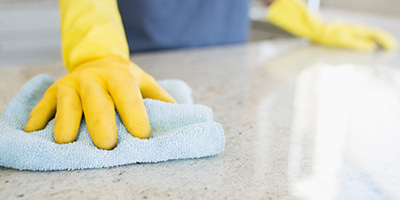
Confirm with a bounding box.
[341,36,376,52]
[140,77,176,103]
[339,24,372,38]
[108,78,151,139]
[24,86,57,132]
[370,29,398,51]
[81,81,117,150]
[54,85,83,144]
[344,25,398,51]
[130,63,176,103]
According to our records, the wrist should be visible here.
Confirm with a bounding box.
[60,0,129,72]
[68,55,132,73]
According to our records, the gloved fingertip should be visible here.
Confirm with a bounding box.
[24,120,41,133]
[381,39,398,51]
[54,124,78,144]
[370,29,398,51]
[54,137,75,144]
[125,116,151,140]
[93,136,118,150]
[141,82,177,103]
[24,125,34,133]
[160,95,177,104]
[132,128,151,140]
[170,98,177,104]
[89,121,118,150]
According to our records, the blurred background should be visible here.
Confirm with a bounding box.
[0,0,399,67]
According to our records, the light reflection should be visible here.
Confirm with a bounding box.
[345,66,400,199]
[255,39,400,199]
[290,65,353,200]
[288,64,400,199]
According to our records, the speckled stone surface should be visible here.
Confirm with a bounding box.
[1,9,400,200]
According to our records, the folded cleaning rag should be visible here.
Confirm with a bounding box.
[0,74,225,171]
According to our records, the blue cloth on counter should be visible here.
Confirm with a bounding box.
[118,0,251,52]
[0,75,225,171]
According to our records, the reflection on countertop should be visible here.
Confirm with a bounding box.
[1,7,400,200]
[264,63,400,200]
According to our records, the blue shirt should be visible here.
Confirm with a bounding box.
[118,0,251,52]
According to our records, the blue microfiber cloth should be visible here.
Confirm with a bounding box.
[0,74,225,171]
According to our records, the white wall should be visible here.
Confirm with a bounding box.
[322,0,400,16]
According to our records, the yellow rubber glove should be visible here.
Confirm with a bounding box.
[267,0,398,51]
[24,0,175,150]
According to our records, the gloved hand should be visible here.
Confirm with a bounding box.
[24,56,175,150]
[24,0,175,150]
[267,0,398,51]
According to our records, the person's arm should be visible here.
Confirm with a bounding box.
[24,0,175,150]
[264,0,397,51]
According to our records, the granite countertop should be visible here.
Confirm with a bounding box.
[1,9,400,200]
